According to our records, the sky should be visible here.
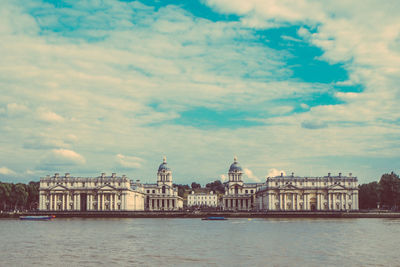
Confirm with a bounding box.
[1,0,400,185]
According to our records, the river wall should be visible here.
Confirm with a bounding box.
[2,211,400,218]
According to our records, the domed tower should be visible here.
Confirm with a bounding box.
[229,156,243,183]
[157,156,172,187]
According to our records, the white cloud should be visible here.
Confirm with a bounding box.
[38,149,86,169]
[37,108,64,123]
[220,174,227,182]
[267,168,286,178]
[0,166,16,175]
[243,168,261,182]
[116,154,144,169]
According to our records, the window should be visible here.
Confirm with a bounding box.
[118,183,121,186]
[152,190,155,194]
[82,182,85,187]
[250,190,253,194]
[147,190,150,193]
[162,186,166,194]
[245,190,248,194]
[47,183,49,186]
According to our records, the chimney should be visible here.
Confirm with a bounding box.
[328,173,331,177]
[349,173,352,177]
[65,173,70,178]
[339,173,342,178]
[112,173,116,178]
[54,173,59,178]
[281,172,283,177]
[291,172,294,177]
[101,173,106,178]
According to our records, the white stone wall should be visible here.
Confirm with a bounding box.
[256,175,359,211]
[39,173,145,211]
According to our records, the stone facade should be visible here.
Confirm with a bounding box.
[187,191,218,207]
[256,173,359,211]
[142,157,183,211]
[222,157,264,211]
[39,172,145,211]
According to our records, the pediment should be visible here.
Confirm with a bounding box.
[97,185,117,191]
[327,184,346,190]
[50,185,68,191]
[279,184,299,190]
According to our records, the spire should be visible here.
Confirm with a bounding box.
[234,155,237,163]
[163,156,167,163]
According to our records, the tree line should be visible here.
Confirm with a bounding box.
[0,181,39,211]
[359,172,400,210]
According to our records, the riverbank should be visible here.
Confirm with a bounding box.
[2,211,400,218]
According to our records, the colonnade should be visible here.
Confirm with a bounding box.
[39,192,126,211]
[223,197,253,210]
[148,197,176,210]
[257,191,358,211]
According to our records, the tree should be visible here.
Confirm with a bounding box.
[27,181,39,210]
[0,182,12,210]
[378,172,400,210]
[174,184,190,197]
[10,183,28,211]
[206,180,225,194]
[358,182,379,209]
[191,182,201,189]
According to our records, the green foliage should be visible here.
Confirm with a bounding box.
[378,172,400,209]
[359,172,400,210]
[359,182,379,209]
[191,182,201,189]
[174,184,190,197]
[205,180,225,194]
[0,181,39,211]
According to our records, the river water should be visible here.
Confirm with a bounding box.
[0,218,399,266]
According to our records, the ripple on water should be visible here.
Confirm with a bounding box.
[0,218,399,266]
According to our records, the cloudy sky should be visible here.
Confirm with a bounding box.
[1,0,399,185]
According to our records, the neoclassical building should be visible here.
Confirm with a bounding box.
[187,191,218,208]
[222,157,264,211]
[39,173,145,211]
[255,173,359,211]
[142,157,183,211]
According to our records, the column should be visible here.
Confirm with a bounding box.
[306,194,309,210]
[61,194,65,211]
[279,194,283,210]
[102,194,105,211]
[87,194,91,211]
[77,194,80,211]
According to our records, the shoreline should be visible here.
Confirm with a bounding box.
[2,211,400,219]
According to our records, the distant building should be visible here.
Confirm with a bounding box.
[187,190,218,208]
[39,173,144,211]
[142,157,183,211]
[222,157,264,211]
[255,172,359,211]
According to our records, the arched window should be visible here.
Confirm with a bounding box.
[235,186,239,195]
[162,186,166,194]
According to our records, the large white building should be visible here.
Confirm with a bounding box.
[222,157,264,211]
[143,157,183,211]
[39,173,145,211]
[256,173,359,211]
[187,191,218,208]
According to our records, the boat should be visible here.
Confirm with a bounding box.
[19,215,55,220]
[202,217,227,220]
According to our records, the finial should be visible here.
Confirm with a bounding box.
[163,156,166,163]
[234,155,237,162]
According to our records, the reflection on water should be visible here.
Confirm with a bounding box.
[0,218,399,266]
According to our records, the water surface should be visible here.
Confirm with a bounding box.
[0,218,399,266]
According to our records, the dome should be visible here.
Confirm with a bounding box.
[158,156,170,172]
[229,156,242,172]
